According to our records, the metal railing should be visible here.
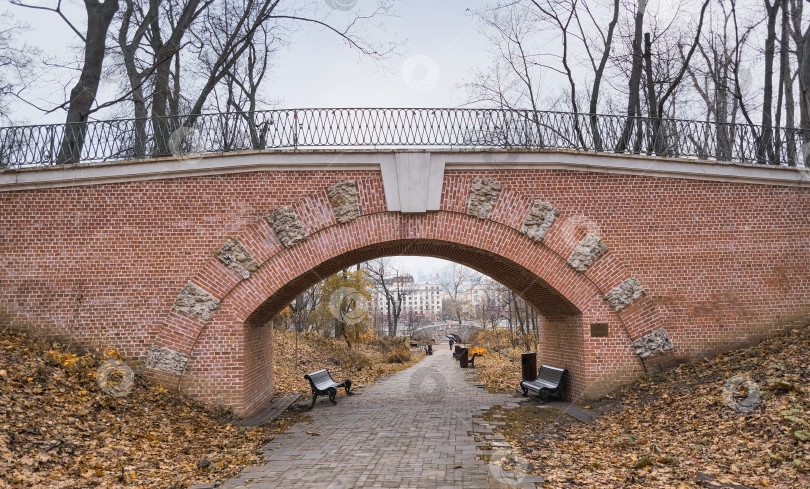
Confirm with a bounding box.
[1,108,808,169]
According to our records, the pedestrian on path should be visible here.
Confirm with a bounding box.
[449,337,455,353]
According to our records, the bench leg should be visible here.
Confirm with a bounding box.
[309,392,318,409]
[521,386,528,397]
[328,387,338,405]
[343,380,352,395]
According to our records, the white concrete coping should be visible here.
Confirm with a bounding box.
[1,149,807,199]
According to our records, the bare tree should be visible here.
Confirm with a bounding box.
[464,0,621,149]
[220,25,278,150]
[583,0,620,150]
[761,0,782,163]
[786,0,809,131]
[0,14,35,123]
[684,1,758,159]
[288,285,318,332]
[10,0,397,161]
[116,0,159,158]
[13,0,120,163]
[142,0,396,154]
[614,0,648,153]
[364,258,409,337]
[198,7,285,150]
[437,263,481,326]
[640,0,711,155]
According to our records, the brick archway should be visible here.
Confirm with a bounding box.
[143,176,657,416]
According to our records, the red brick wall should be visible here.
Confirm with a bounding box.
[1,166,808,415]
[0,170,376,355]
[458,169,810,356]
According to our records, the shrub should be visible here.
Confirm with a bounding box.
[385,348,411,364]
[371,336,409,355]
[339,349,373,371]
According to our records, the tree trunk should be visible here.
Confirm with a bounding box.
[788,0,809,130]
[151,48,177,156]
[780,2,797,164]
[118,0,155,159]
[56,0,119,164]
[589,0,619,151]
[762,0,781,163]
[148,0,204,155]
[643,32,659,154]
[801,25,810,137]
[511,292,525,336]
[615,0,646,153]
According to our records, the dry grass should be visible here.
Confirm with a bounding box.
[272,328,424,397]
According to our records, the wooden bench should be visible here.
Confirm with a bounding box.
[304,369,352,408]
[520,365,568,402]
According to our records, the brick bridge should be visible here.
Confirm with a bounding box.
[2,109,810,416]
[410,323,481,344]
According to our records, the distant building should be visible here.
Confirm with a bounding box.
[465,282,502,307]
[371,274,444,320]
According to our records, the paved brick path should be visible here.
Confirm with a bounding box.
[217,346,536,489]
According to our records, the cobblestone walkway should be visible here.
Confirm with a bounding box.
[217,346,536,489]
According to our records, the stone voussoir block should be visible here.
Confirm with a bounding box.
[267,205,308,248]
[467,177,502,220]
[216,237,260,280]
[567,233,608,272]
[604,277,645,311]
[327,180,361,224]
[521,201,559,242]
[173,282,220,321]
[632,329,674,358]
[144,345,190,375]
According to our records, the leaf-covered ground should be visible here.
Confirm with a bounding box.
[0,327,423,488]
[474,326,810,488]
[272,328,424,397]
[469,348,524,393]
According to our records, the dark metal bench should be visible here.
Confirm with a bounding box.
[468,352,479,367]
[520,365,568,402]
[304,369,352,408]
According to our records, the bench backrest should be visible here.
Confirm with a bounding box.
[305,369,335,390]
[537,365,567,386]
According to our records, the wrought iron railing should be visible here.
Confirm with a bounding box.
[0,108,807,169]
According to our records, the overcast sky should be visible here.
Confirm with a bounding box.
[272,0,489,108]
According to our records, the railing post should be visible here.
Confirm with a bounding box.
[523,110,530,148]
[293,111,298,149]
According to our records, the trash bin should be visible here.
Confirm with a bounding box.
[459,347,469,368]
[521,352,537,381]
